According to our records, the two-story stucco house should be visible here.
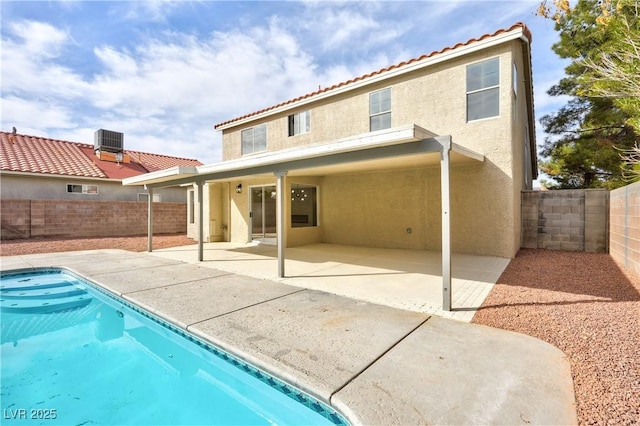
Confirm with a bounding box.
[124,23,536,310]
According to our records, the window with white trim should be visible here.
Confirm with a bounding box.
[241,124,267,155]
[466,57,499,121]
[138,193,161,202]
[369,88,391,131]
[67,184,98,194]
[290,184,318,228]
[188,189,195,224]
[288,110,310,136]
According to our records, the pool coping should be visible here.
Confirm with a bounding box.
[1,249,579,425]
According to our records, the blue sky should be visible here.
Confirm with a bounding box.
[1,1,568,165]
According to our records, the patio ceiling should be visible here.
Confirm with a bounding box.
[122,124,484,188]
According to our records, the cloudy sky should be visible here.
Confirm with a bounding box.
[1,1,568,165]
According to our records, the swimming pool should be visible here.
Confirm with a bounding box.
[0,269,348,425]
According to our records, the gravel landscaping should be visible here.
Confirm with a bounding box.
[1,238,638,425]
[0,234,195,256]
[473,249,640,426]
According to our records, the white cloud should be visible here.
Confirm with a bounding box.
[88,22,318,119]
[10,20,68,57]
[1,15,334,163]
[296,2,410,53]
[1,20,89,98]
[1,96,77,131]
[117,0,182,23]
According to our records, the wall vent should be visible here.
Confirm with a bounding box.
[94,129,124,153]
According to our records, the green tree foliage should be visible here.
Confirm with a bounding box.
[539,0,640,189]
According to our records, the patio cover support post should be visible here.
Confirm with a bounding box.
[197,181,204,262]
[275,171,288,278]
[440,135,452,311]
[147,187,153,252]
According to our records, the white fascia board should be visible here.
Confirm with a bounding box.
[216,27,526,131]
[197,125,436,175]
[122,166,199,186]
[451,143,484,162]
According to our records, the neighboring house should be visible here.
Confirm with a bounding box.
[1,129,202,202]
[1,129,203,240]
[124,23,536,308]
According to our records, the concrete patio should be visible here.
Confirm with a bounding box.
[147,242,511,322]
[2,249,577,425]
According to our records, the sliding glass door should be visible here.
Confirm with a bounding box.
[251,185,277,243]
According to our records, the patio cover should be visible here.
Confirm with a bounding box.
[123,124,484,310]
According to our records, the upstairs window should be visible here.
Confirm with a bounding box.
[369,88,391,131]
[466,57,499,121]
[241,124,267,155]
[288,110,310,136]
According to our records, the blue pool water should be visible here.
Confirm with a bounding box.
[0,269,348,425]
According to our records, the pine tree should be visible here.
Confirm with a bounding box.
[538,0,640,189]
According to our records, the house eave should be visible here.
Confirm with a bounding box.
[0,170,123,183]
[122,166,199,187]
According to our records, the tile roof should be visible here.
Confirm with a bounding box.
[0,131,203,180]
[214,22,532,130]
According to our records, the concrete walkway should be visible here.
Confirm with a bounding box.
[1,250,578,425]
[147,242,511,322]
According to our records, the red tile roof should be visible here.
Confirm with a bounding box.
[0,131,203,180]
[214,22,532,130]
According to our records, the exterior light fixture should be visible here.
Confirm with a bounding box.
[236,184,242,194]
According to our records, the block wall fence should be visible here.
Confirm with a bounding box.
[1,199,187,240]
[610,182,640,277]
[521,189,609,253]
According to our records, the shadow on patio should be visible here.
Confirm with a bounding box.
[150,242,511,322]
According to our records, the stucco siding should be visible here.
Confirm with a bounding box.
[319,163,515,257]
[2,174,189,203]
[222,45,516,166]
[321,168,433,250]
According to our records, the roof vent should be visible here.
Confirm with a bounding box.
[94,129,124,153]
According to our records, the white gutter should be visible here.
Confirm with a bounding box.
[122,125,438,187]
[123,165,199,186]
[198,125,436,174]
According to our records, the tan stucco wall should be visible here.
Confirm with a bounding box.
[217,39,531,258]
[320,162,513,256]
[204,177,321,247]
[321,168,436,249]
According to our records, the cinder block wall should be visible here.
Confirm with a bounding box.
[610,182,640,276]
[1,199,187,240]
[521,189,609,252]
